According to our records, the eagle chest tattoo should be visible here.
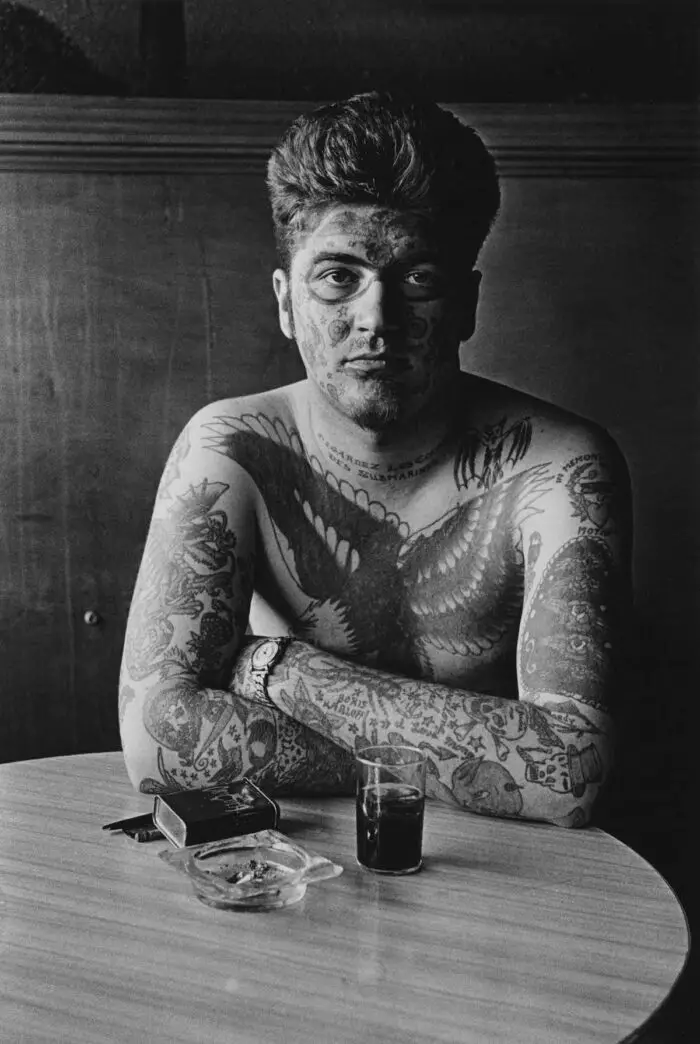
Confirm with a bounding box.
[205,413,550,679]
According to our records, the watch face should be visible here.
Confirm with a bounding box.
[251,641,278,670]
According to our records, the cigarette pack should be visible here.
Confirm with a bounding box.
[153,779,280,848]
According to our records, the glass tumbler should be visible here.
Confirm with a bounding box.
[355,744,427,874]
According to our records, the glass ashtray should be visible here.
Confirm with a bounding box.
[159,829,343,910]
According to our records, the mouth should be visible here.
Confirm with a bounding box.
[343,355,408,377]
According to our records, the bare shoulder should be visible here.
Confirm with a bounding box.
[152,384,303,516]
[458,373,628,482]
[186,383,300,439]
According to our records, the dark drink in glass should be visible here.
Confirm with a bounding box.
[356,782,425,874]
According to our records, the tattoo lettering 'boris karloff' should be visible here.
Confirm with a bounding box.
[269,642,606,821]
[125,398,616,815]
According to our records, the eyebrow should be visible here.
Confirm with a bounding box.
[309,251,367,267]
[308,250,443,268]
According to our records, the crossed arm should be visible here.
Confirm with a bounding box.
[119,403,631,827]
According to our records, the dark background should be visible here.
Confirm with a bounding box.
[0,3,697,1037]
[1,0,698,101]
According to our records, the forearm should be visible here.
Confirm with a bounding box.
[119,672,354,796]
[252,639,613,828]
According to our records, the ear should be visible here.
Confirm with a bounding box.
[273,269,294,340]
[457,270,482,342]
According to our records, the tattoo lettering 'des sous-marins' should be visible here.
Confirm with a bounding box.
[317,429,439,483]
[204,412,552,678]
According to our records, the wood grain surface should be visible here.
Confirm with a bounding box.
[0,753,688,1044]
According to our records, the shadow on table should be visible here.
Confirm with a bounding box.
[597,652,694,1043]
[626,954,697,1042]
[597,814,695,1043]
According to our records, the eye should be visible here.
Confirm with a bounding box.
[312,267,362,301]
[402,268,446,300]
[406,270,436,285]
[323,269,358,286]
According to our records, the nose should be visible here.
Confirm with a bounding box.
[355,279,400,338]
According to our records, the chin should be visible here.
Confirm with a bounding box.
[352,401,403,431]
[345,385,405,431]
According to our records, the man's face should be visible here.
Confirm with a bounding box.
[273,204,480,431]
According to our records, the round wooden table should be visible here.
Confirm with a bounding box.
[0,753,688,1043]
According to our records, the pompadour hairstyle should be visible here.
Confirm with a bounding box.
[266,91,500,271]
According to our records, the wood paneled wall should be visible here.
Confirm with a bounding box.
[0,104,306,760]
[0,99,696,878]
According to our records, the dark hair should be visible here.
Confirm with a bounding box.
[267,91,500,271]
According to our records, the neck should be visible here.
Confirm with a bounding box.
[301,379,463,487]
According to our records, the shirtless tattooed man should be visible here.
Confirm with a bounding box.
[120,93,631,828]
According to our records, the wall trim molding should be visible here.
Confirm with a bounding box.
[0,95,697,177]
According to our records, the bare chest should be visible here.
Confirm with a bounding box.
[249,458,540,695]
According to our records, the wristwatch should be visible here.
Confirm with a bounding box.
[247,637,293,707]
